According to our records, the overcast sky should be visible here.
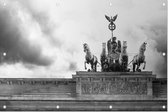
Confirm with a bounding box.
[0,0,167,78]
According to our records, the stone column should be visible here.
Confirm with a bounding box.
[76,78,81,95]
[147,77,153,96]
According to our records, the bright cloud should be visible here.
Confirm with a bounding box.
[0,0,167,78]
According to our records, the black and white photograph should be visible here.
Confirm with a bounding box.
[0,0,167,111]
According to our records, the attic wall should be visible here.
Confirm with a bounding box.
[0,79,76,97]
[153,78,167,98]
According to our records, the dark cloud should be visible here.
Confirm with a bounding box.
[0,7,52,66]
[147,25,167,78]
[139,19,167,78]
[140,23,167,53]
[125,17,167,78]
[148,25,167,53]
[16,0,63,47]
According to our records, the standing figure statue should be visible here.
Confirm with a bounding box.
[131,42,147,72]
[83,43,98,72]
[107,37,118,54]
[107,36,121,71]
[105,14,122,72]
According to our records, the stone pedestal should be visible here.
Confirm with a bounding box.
[73,71,156,100]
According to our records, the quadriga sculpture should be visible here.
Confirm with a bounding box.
[83,43,98,72]
[131,42,147,72]
[107,37,121,71]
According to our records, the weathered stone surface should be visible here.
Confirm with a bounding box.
[0,73,166,111]
[81,81,147,95]
[0,72,166,101]
[73,71,156,100]
[153,78,167,98]
[0,78,76,98]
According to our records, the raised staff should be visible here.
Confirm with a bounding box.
[105,14,118,39]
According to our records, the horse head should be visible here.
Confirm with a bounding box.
[83,43,90,53]
[139,42,147,53]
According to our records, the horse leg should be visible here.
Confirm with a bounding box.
[136,63,141,72]
[91,63,94,71]
[94,61,97,72]
[143,61,146,69]
[136,65,139,71]
[133,63,136,72]
[84,61,87,70]
[95,63,97,72]
[92,64,95,72]
[95,57,98,72]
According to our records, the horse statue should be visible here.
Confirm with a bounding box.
[83,43,98,72]
[100,43,109,72]
[132,42,147,72]
[120,41,129,72]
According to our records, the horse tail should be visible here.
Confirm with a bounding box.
[93,55,101,65]
[127,54,138,66]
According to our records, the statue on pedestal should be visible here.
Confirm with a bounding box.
[131,42,147,72]
[107,37,121,71]
[83,43,98,72]
[105,14,122,72]
[107,37,117,54]
[83,14,147,72]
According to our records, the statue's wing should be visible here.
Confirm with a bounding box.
[105,15,111,22]
[113,14,118,21]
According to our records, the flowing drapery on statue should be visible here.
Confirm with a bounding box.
[99,14,129,72]
[107,37,121,71]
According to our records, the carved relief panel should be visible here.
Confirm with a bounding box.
[81,77,147,95]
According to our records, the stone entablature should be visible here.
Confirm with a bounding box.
[0,78,74,85]
[0,73,166,100]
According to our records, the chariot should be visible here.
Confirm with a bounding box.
[83,14,146,72]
